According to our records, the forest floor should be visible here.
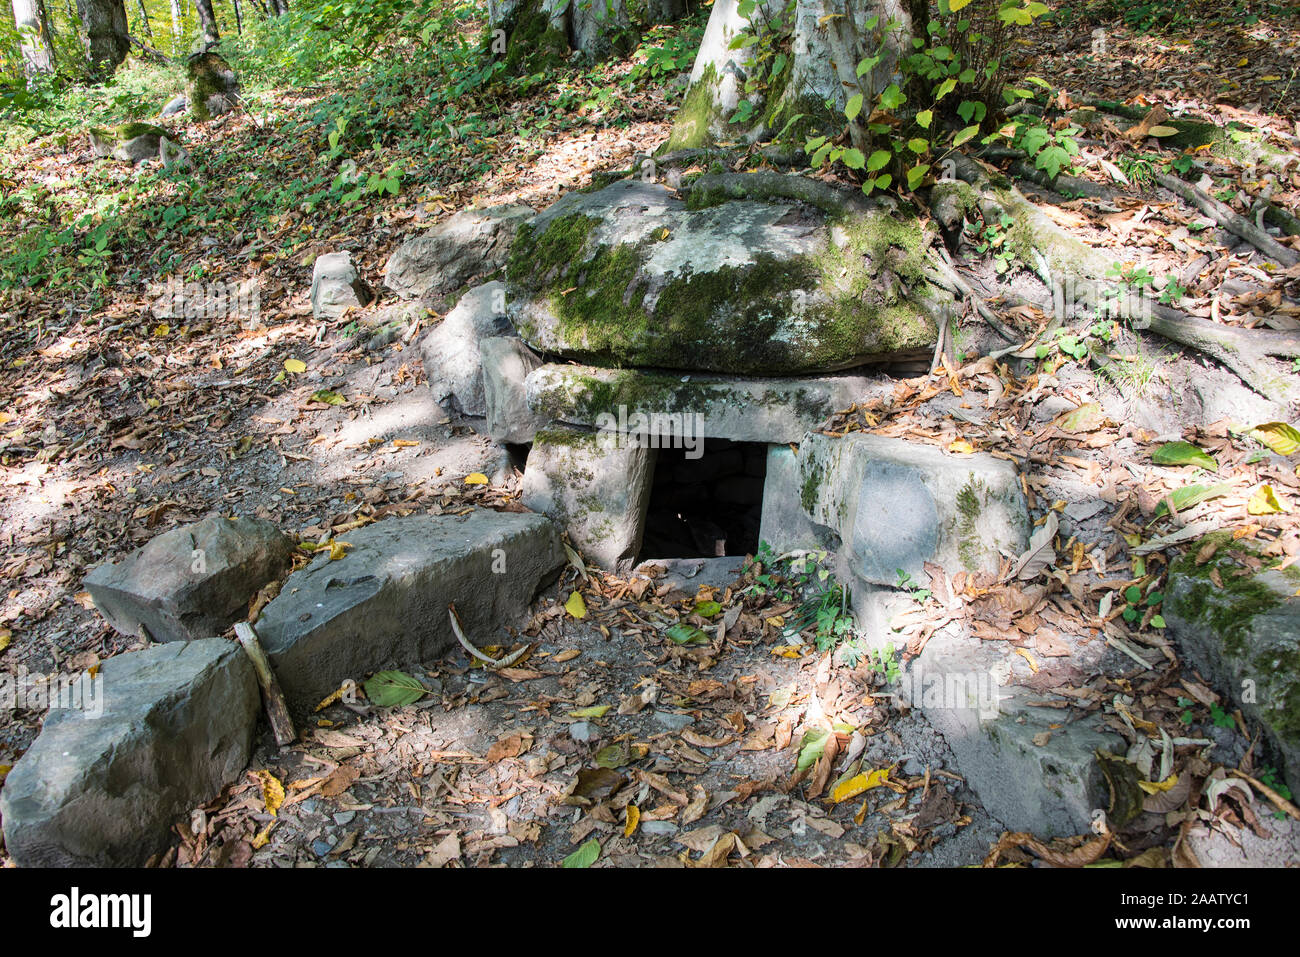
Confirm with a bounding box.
[1,5,1300,867]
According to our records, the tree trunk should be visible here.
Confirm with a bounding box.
[169,0,181,53]
[232,0,243,32]
[13,0,58,77]
[134,0,153,37]
[195,0,219,45]
[664,0,913,152]
[75,0,131,79]
[269,0,288,15]
[492,0,684,69]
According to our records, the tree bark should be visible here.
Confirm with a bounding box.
[492,0,683,68]
[232,0,243,32]
[664,0,913,152]
[75,0,131,79]
[12,0,58,77]
[169,0,181,53]
[195,0,219,45]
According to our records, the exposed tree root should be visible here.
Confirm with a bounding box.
[1154,172,1299,268]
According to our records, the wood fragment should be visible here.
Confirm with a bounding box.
[234,622,297,748]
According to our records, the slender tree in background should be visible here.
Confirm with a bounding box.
[12,0,58,77]
[232,0,243,33]
[169,0,182,53]
[134,0,154,37]
[75,0,130,78]
[195,0,220,45]
[270,0,288,16]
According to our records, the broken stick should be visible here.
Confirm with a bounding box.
[234,621,297,748]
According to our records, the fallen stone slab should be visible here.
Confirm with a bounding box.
[418,281,512,417]
[0,639,259,867]
[84,516,295,643]
[482,336,548,443]
[520,426,655,571]
[1165,533,1300,798]
[797,431,1031,585]
[505,179,942,375]
[254,512,563,717]
[384,204,534,301]
[898,629,1123,837]
[525,363,893,444]
[311,251,374,319]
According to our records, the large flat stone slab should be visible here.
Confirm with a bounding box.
[525,362,892,444]
[84,516,295,643]
[0,639,259,867]
[1165,535,1300,798]
[520,426,655,571]
[758,443,837,554]
[254,512,563,716]
[505,179,940,375]
[797,432,1030,585]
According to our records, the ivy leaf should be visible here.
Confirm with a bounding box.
[934,77,957,100]
[916,109,933,129]
[907,138,929,154]
[841,147,866,170]
[1151,441,1218,471]
[845,93,864,121]
[866,149,891,172]
[953,124,980,146]
[856,55,881,77]
[906,163,931,190]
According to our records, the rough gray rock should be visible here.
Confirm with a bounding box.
[505,179,941,375]
[418,282,512,417]
[83,516,295,643]
[0,639,259,867]
[899,629,1123,837]
[520,426,655,571]
[254,512,564,717]
[758,443,836,555]
[1165,540,1300,798]
[525,362,894,443]
[311,251,374,319]
[160,93,189,117]
[384,205,534,301]
[797,431,1030,586]
[482,336,548,443]
[88,123,175,163]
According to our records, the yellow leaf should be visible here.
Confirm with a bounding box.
[1014,647,1039,673]
[393,439,419,448]
[464,472,489,485]
[770,644,803,658]
[328,540,352,560]
[252,770,285,816]
[570,704,610,718]
[625,805,640,837]
[1247,485,1288,515]
[948,438,975,454]
[565,591,587,619]
[765,615,785,628]
[0,764,10,784]
[1138,773,1179,795]
[1249,422,1300,456]
[0,628,10,653]
[152,323,170,337]
[251,820,277,849]
[553,648,581,663]
[0,412,13,425]
[949,0,972,9]
[283,359,307,374]
[831,767,890,803]
[1146,126,1179,138]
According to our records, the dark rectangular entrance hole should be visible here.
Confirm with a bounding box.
[640,439,767,560]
